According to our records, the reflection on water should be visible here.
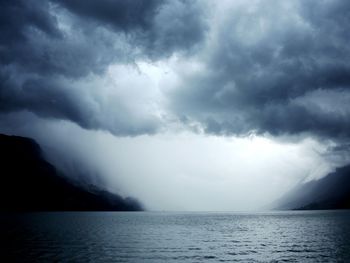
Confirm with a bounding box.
[1,211,350,262]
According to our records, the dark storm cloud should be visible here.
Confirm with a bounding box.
[55,0,161,31]
[54,0,206,58]
[0,0,207,135]
[0,74,89,125]
[0,0,60,44]
[170,0,350,139]
[2,0,350,140]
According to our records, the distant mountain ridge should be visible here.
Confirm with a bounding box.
[274,165,350,210]
[0,133,143,211]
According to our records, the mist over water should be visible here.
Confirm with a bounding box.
[0,113,338,211]
[2,211,350,262]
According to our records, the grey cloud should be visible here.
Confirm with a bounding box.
[0,0,207,135]
[0,0,60,45]
[3,0,350,141]
[0,74,88,124]
[54,0,161,31]
[54,0,207,58]
[170,0,350,139]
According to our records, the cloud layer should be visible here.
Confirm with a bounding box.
[1,0,350,140]
[170,0,350,140]
[0,0,206,135]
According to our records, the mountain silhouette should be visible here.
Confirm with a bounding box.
[0,134,143,211]
[274,165,350,210]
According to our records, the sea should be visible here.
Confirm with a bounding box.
[1,210,350,262]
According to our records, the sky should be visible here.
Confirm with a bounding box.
[1,0,350,211]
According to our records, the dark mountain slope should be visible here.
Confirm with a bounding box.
[0,134,143,211]
[274,165,350,210]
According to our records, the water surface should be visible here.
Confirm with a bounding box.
[1,211,350,262]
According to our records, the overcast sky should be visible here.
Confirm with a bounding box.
[1,0,350,210]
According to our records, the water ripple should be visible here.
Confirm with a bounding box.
[1,211,350,262]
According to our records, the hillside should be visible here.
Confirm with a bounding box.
[0,134,143,211]
[274,165,350,210]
